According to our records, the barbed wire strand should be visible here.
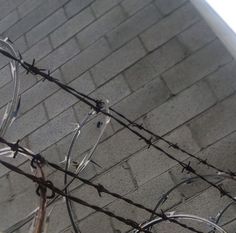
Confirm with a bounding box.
[0,50,235,202]
[0,48,234,179]
[0,137,205,233]
[109,107,236,177]
[0,50,235,232]
[0,159,205,233]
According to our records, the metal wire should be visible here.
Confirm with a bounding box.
[0,49,234,203]
[0,37,20,137]
[134,213,228,233]
[0,40,235,233]
[63,109,95,233]
[149,174,232,221]
[62,100,110,233]
[0,139,204,233]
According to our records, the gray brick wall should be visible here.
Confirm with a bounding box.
[0,0,236,232]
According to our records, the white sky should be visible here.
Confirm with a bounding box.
[205,0,236,33]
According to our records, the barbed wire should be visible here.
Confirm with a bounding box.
[0,49,235,205]
[109,107,236,177]
[0,38,21,137]
[148,174,235,221]
[0,47,235,179]
[1,40,236,233]
[0,158,205,233]
[0,136,205,233]
[0,136,213,233]
[134,213,228,233]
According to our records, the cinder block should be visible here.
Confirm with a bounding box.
[14,36,28,53]
[28,107,77,153]
[18,70,38,94]
[7,162,33,196]
[91,74,131,105]
[169,130,236,198]
[5,103,48,141]
[79,212,113,233]
[6,0,68,41]
[178,20,216,52]
[0,176,12,205]
[91,128,146,172]
[108,172,182,233]
[23,37,53,62]
[223,220,236,233]
[0,139,28,178]
[18,222,38,233]
[47,168,66,190]
[44,72,95,119]
[206,60,236,101]
[154,0,187,15]
[0,65,12,88]
[128,125,200,186]
[196,130,236,174]
[45,198,74,233]
[124,57,157,91]
[91,38,146,86]
[56,113,114,160]
[0,53,9,70]
[0,82,18,109]
[140,2,200,51]
[188,93,236,148]
[64,0,94,18]
[121,0,153,16]
[38,37,79,73]
[111,77,170,131]
[146,38,188,75]
[163,39,232,94]
[17,0,45,18]
[71,164,136,220]
[26,8,66,47]
[19,69,61,114]
[0,10,18,34]
[76,5,126,49]
[144,81,216,136]
[175,186,232,220]
[0,0,24,21]
[0,187,37,230]
[50,7,95,49]
[61,37,111,83]
[106,4,161,50]
[91,0,122,18]
[73,100,95,122]
[41,142,61,165]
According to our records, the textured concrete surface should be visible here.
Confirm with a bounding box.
[0,0,236,232]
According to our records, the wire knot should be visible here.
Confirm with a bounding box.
[198,158,208,167]
[95,100,105,113]
[227,169,236,177]
[36,180,55,199]
[31,154,46,169]
[169,143,179,149]
[161,210,168,220]
[182,161,195,174]
[218,184,229,197]
[132,122,144,130]
[96,184,105,197]
[145,137,154,149]
[12,140,20,158]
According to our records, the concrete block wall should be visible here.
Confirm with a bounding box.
[0,0,236,232]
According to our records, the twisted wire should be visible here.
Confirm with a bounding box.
[0,48,234,179]
[0,49,235,203]
[0,137,204,233]
[0,159,150,233]
[0,38,21,137]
